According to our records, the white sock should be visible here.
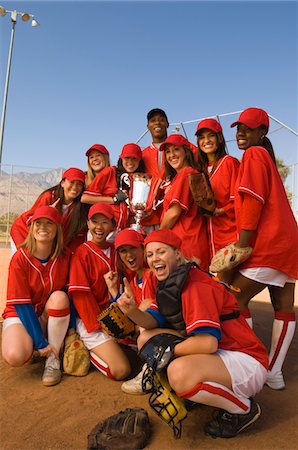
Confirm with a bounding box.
[89,351,115,379]
[268,312,296,376]
[178,381,251,414]
[47,308,70,355]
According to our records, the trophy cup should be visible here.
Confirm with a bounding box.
[122,173,156,233]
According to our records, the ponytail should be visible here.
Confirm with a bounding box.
[262,136,277,166]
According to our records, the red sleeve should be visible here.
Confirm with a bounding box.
[71,291,101,333]
[167,169,194,212]
[6,251,32,306]
[240,194,263,230]
[182,275,222,335]
[83,166,117,196]
[238,147,270,204]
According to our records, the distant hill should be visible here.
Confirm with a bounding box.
[0,168,65,215]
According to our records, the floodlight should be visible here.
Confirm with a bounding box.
[21,13,30,22]
[31,18,40,27]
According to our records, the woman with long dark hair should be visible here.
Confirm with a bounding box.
[159,134,209,271]
[196,118,239,259]
[82,143,145,234]
[10,168,87,253]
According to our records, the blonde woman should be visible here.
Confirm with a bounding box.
[2,206,72,386]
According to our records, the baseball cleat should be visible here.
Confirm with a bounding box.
[121,364,151,395]
[42,356,62,387]
[204,398,261,438]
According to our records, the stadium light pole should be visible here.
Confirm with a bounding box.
[0,6,40,166]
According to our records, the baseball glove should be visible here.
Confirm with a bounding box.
[188,172,216,216]
[63,332,90,377]
[209,242,253,273]
[87,407,151,450]
[97,303,136,339]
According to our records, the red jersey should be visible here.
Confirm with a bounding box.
[148,267,268,368]
[162,166,209,271]
[10,190,87,253]
[68,241,116,333]
[129,268,157,306]
[141,142,198,228]
[83,166,129,230]
[234,146,298,278]
[3,248,71,319]
[208,155,240,256]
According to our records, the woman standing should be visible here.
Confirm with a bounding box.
[10,168,87,253]
[196,118,240,258]
[224,107,297,390]
[81,143,145,233]
[2,206,71,386]
[159,134,209,271]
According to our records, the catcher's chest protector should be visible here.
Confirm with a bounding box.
[156,263,194,336]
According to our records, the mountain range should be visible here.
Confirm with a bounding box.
[0,168,66,216]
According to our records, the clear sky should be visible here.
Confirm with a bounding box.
[0,0,297,172]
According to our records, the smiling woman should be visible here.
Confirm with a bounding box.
[10,167,88,254]
[68,203,132,381]
[2,205,72,387]
[159,134,209,271]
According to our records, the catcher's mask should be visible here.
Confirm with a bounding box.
[139,333,184,372]
[143,366,187,439]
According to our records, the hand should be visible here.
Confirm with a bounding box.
[117,278,137,314]
[213,207,224,216]
[104,271,118,292]
[113,190,128,205]
[37,344,58,359]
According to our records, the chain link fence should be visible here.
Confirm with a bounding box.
[0,160,297,247]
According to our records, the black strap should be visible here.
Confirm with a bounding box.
[219,311,240,322]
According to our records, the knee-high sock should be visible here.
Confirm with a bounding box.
[177,381,251,414]
[89,351,115,380]
[241,308,253,328]
[268,312,296,375]
[47,307,70,354]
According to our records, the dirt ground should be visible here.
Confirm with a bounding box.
[1,248,298,449]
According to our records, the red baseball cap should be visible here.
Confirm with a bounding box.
[230,108,269,129]
[120,143,142,161]
[195,118,222,135]
[88,203,114,220]
[85,144,110,157]
[144,229,181,249]
[160,134,190,152]
[29,206,62,225]
[115,229,144,250]
[61,168,85,184]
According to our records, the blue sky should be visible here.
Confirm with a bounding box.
[0,0,297,172]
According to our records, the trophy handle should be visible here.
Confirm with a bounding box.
[119,172,131,191]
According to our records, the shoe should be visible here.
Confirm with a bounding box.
[121,364,151,395]
[265,371,285,390]
[204,398,261,438]
[31,351,43,364]
[42,356,62,387]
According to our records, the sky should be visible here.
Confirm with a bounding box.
[0,0,297,173]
